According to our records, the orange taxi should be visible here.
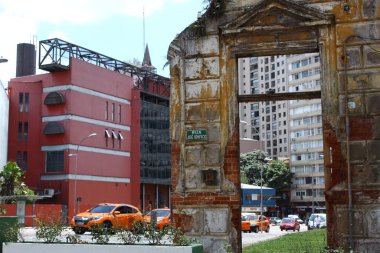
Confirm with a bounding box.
[70,203,143,234]
[241,215,251,232]
[242,214,270,233]
[143,208,171,230]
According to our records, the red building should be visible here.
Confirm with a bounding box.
[7,39,171,219]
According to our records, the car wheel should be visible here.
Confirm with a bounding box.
[102,220,114,233]
[73,227,86,235]
[253,227,259,233]
[265,226,270,233]
[285,228,288,231]
[280,228,283,231]
[293,228,296,232]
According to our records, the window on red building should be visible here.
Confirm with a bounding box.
[112,103,115,121]
[46,151,64,172]
[24,122,28,141]
[105,129,110,147]
[18,122,22,142]
[105,101,109,120]
[25,93,29,112]
[19,93,24,112]
[23,151,28,171]
[118,104,121,123]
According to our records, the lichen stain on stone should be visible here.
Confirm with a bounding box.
[331,0,358,21]
[336,25,356,44]
[170,64,182,125]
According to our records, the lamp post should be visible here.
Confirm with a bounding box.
[68,132,96,216]
[0,57,8,64]
[260,157,271,232]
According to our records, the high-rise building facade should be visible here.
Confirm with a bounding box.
[238,56,288,159]
[239,53,325,215]
[287,53,325,213]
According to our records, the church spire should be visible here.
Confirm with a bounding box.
[142,44,152,67]
[142,44,156,73]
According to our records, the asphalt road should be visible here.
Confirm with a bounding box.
[19,224,308,246]
[242,224,309,247]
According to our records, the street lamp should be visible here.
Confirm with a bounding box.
[0,57,8,63]
[68,132,97,215]
[260,157,271,232]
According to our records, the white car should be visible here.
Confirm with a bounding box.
[307,213,326,230]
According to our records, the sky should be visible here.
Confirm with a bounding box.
[0,0,206,87]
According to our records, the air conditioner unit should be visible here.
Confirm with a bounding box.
[44,188,54,196]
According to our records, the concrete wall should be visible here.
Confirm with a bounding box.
[168,0,380,252]
[3,243,203,253]
[0,81,8,169]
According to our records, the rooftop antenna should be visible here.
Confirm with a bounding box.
[143,6,146,56]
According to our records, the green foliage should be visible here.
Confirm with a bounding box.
[65,234,86,244]
[242,229,343,253]
[143,219,169,245]
[35,217,65,243]
[0,220,21,243]
[240,150,292,191]
[0,161,34,200]
[116,221,143,245]
[90,223,114,244]
[169,226,197,246]
[204,0,230,16]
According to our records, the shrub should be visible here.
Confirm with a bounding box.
[35,217,64,243]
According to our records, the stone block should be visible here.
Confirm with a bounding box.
[185,169,202,190]
[350,142,366,163]
[373,117,380,139]
[368,141,380,163]
[176,208,204,234]
[205,102,220,122]
[185,103,202,122]
[336,22,380,45]
[186,35,219,56]
[204,208,229,234]
[351,164,380,186]
[185,79,220,101]
[362,0,378,19]
[339,94,364,115]
[337,46,362,70]
[207,124,220,143]
[185,102,220,123]
[364,45,380,67]
[336,207,365,236]
[366,93,380,115]
[205,145,221,166]
[368,209,380,236]
[184,57,220,80]
[185,147,202,167]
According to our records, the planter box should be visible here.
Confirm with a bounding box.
[0,217,18,253]
[2,242,203,253]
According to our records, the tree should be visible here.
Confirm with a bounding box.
[0,161,34,197]
[240,150,292,191]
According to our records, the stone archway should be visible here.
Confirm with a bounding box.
[168,1,380,252]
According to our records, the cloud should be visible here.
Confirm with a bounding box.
[0,0,193,84]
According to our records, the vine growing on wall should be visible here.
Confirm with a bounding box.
[204,0,229,17]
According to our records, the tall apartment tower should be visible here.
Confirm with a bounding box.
[287,53,325,213]
[239,53,326,215]
[238,56,289,159]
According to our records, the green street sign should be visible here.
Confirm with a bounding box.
[186,129,208,141]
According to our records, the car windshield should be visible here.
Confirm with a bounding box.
[89,205,116,213]
[247,215,258,221]
[147,209,170,218]
[282,218,294,223]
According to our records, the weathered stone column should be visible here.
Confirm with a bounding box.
[168,29,241,252]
